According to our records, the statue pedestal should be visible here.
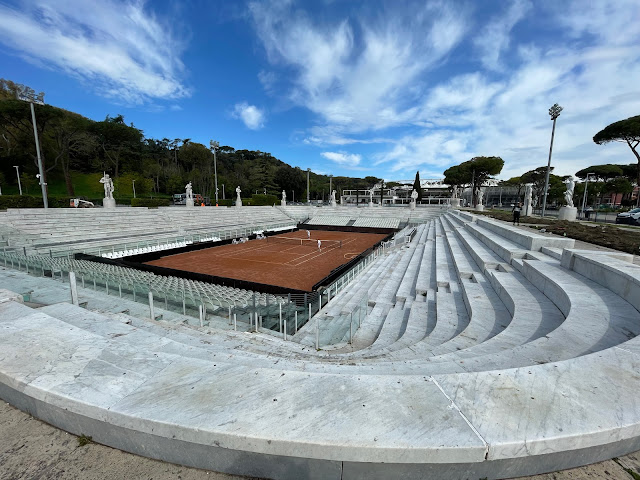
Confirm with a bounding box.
[281,200,286,207]
[186,198,194,208]
[450,198,461,208]
[476,204,484,212]
[236,199,243,207]
[558,206,577,221]
[410,201,416,210]
[331,201,337,208]
[103,197,116,209]
[368,202,374,208]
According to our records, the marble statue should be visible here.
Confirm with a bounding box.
[331,190,336,202]
[411,189,418,201]
[282,190,286,202]
[369,189,374,202]
[236,186,242,202]
[524,184,532,206]
[99,173,114,199]
[477,188,484,205]
[451,186,458,199]
[564,176,575,207]
[524,183,533,216]
[185,182,193,200]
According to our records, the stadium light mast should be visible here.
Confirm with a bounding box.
[307,168,311,204]
[541,103,563,217]
[16,86,47,208]
[210,140,220,206]
[13,165,22,195]
[329,175,332,197]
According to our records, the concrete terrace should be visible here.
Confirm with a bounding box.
[1,205,640,479]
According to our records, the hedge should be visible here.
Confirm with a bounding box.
[131,198,171,208]
[0,195,80,209]
[247,194,279,206]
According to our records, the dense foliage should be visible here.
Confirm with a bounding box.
[593,115,640,205]
[0,79,383,202]
[443,156,504,206]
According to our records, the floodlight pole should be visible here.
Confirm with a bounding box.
[542,103,563,218]
[16,87,48,208]
[210,140,220,206]
[329,175,332,197]
[13,166,22,195]
[307,168,311,204]
[581,173,595,218]
[132,179,136,198]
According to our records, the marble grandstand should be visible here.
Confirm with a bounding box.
[1,204,640,480]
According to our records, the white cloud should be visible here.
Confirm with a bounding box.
[232,102,266,130]
[474,0,532,71]
[249,0,469,132]
[321,151,362,167]
[361,4,640,181]
[0,0,189,104]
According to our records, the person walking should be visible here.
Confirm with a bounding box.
[512,202,522,226]
[307,230,311,239]
[317,239,322,250]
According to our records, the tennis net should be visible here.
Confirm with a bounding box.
[266,236,342,248]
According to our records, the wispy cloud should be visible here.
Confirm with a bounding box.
[250,1,640,180]
[0,0,190,104]
[232,102,266,129]
[321,151,362,167]
[249,0,469,132]
[473,0,532,71]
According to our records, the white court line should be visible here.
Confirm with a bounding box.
[286,237,359,266]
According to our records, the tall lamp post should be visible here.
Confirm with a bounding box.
[329,175,333,197]
[16,86,48,208]
[581,172,595,218]
[541,103,563,217]
[307,168,311,204]
[210,140,220,206]
[13,165,22,195]
[132,179,136,198]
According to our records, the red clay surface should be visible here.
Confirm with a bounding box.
[146,230,388,291]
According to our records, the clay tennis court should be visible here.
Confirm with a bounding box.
[146,229,388,291]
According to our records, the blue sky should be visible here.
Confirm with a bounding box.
[1,0,639,181]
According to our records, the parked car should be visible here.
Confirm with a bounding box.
[615,207,640,225]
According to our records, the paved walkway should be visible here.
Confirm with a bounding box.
[2,401,640,480]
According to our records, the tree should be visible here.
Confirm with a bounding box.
[521,166,553,206]
[575,164,623,181]
[603,177,633,205]
[443,164,472,197]
[90,114,143,178]
[594,115,640,205]
[274,165,305,200]
[412,171,423,202]
[445,156,503,206]
[46,113,96,196]
[501,177,525,199]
